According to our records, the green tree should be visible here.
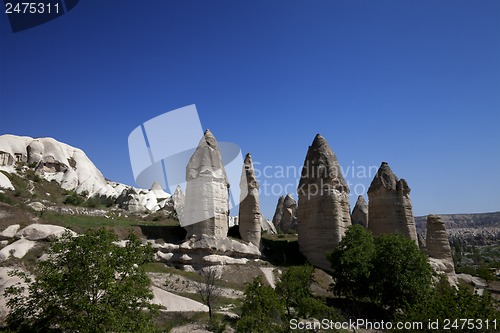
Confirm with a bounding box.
[236,276,285,333]
[276,265,339,321]
[328,225,375,300]
[329,227,432,316]
[396,276,500,332]
[371,234,432,312]
[4,229,158,333]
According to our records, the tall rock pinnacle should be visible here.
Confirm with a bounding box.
[272,194,298,233]
[297,134,351,271]
[238,153,261,247]
[184,129,230,238]
[426,215,455,274]
[351,195,368,228]
[367,162,418,244]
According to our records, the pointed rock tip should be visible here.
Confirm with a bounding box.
[244,153,252,162]
[150,181,163,191]
[311,133,327,147]
[356,195,367,205]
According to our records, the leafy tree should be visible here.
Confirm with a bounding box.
[236,276,285,333]
[4,229,158,333]
[396,275,500,332]
[329,226,432,315]
[276,265,339,321]
[371,234,432,312]
[328,225,375,300]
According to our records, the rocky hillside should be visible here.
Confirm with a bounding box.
[415,212,500,245]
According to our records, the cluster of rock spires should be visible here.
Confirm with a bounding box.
[0,132,457,281]
[272,194,297,233]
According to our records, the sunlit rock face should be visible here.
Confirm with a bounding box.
[426,214,455,274]
[238,153,261,247]
[367,162,418,244]
[297,134,351,272]
[184,130,229,239]
[273,194,297,233]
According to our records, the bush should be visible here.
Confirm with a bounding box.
[4,229,159,333]
[329,226,432,315]
[63,191,85,206]
[395,276,500,332]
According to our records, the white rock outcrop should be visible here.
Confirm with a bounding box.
[15,223,76,241]
[0,224,20,239]
[184,130,229,238]
[0,172,14,190]
[0,238,37,262]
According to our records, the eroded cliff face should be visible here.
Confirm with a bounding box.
[238,153,261,247]
[367,162,417,244]
[297,134,351,272]
[184,130,229,239]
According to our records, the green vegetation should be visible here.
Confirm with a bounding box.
[3,229,159,333]
[396,276,500,332]
[237,265,342,332]
[329,225,432,316]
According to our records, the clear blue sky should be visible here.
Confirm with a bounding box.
[1,0,499,218]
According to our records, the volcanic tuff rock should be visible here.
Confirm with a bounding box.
[367,162,418,244]
[297,134,351,272]
[273,194,298,233]
[184,130,230,239]
[351,195,368,228]
[426,215,455,274]
[172,185,186,225]
[238,154,261,247]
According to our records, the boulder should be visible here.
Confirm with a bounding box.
[238,154,261,247]
[297,134,351,272]
[0,172,14,190]
[0,267,30,323]
[0,224,20,239]
[367,162,418,244]
[27,201,46,212]
[151,286,208,312]
[184,130,229,238]
[351,195,368,228]
[426,215,455,274]
[0,238,36,262]
[15,223,76,241]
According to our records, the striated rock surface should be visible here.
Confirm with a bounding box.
[238,154,261,246]
[184,130,229,238]
[426,215,455,274]
[297,134,351,272]
[351,195,368,228]
[367,162,418,244]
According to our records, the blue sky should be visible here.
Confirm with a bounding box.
[1,0,499,218]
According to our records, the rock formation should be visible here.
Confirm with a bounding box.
[184,130,230,239]
[297,134,351,272]
[272,194,298,233]
[426,215,455,274]
[367,162,418,244]
[272,196,284,231]
[238,154,261,247]
[172,185,185,225]
[351,195,368,228]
